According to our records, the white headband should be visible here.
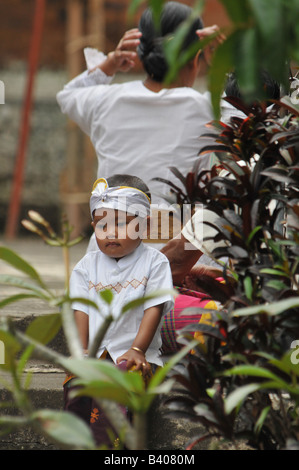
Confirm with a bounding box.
[90,178,151,219]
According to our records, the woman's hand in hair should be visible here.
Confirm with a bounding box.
[100,28,142,76]
[196,24,226,65]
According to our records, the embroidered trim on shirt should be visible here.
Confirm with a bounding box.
[89,276,148,294]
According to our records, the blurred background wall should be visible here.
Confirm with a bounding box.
[0,0,229,239]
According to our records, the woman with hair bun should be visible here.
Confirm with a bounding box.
[57,1,221,247]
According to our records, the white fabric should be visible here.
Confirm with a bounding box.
[84,48,107,71]
[56,52,214,205]
[220,93,275,125]
[220,94,247,124]
[182,207,227,255]
[90,178,151,218]
[69,243,174,366]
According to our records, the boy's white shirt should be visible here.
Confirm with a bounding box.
[69,243,174,366]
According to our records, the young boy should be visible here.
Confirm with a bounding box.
[65,174,174,446]
[70,174,174,370]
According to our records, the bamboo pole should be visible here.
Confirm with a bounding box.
[61,0,106,237]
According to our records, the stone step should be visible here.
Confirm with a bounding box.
[0,236,88,356]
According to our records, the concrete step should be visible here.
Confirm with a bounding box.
[0,236,88,356]
[0,360,65,450]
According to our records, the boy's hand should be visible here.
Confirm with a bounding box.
[116,348,151,378]
[98,28,142,76]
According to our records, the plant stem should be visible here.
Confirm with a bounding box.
[132,411,147,450]
[98,399,137,449]
[88,316,113,358]
[62,244,70,290]
[60,302,83,359]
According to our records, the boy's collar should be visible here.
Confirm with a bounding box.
[102,242,145,268]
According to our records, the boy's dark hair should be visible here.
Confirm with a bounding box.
[107,174,151,201]
[137,1,203,82]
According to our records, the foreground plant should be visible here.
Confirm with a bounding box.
[160,95,299,450]
[0,217,189,449]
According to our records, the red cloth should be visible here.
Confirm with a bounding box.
[161,287,217,354]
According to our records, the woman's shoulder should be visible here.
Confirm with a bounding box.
[175,86,211,101]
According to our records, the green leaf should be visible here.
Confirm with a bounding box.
[233,297,299,317]
[127,0,146,18]
[32,409,95,449]
[62,357,146,411]
[255,350,299,378]
[254,406,271,436]
[0,293,41,309]
[18,345,35,385]
[223,364,282,380]
[150,0,166,28]
[0,247,46,288]
[265,280,288,291]
[208,30,237,118]
[248,0,281,36]
[68,296,101,312]
[0,275,51,300]
[73,381,132,407]
[60,357,106,381]
[99,289,113,305]
[249,0,288,87]
[260,268,289,277]
[223,364,292,391]
[61,357,143,394]
[225,383,261,414]
[220,0,251,23]
[179,323,226,341]
[234,28,260,103]
[148,339,199,391]
[244,276,253,301]
[163,1,206,83]
[121,289,176,314]
[26,314,62,345]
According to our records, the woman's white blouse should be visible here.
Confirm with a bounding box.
[69,243,174,366]
[57,66,214,205]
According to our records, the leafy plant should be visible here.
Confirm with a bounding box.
[0,213,191,450]
[158,92,299,449]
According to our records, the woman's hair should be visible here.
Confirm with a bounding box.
[137,1,203,82]
[107,174,151,201]
[225,70,280,102]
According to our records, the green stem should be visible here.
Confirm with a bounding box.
[99,399,137,450]
[88,316,114,358]
[13,329,67,368]
[60,302,83,359]
[62,244,70,290]
[132,411,147,450]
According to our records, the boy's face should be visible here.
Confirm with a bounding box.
[92,208,147,259]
